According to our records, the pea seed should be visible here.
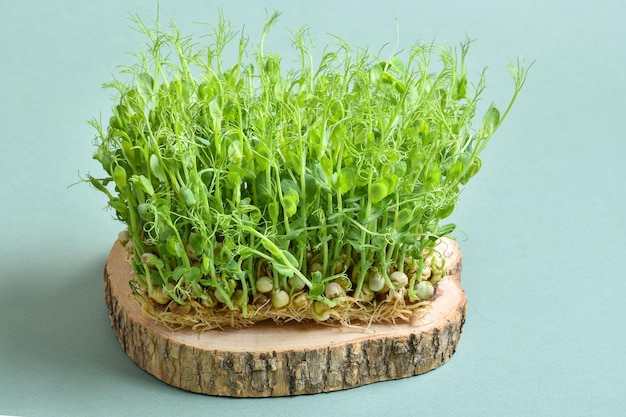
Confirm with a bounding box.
[271,290,290,309]
[149,286,170,304]
[256,276,274,293]
[170,303,191,315]
[291,293,308,309]
[232,289,244,307]
[416,281,434,300]
[335,276,352,291]
[201,292,217,308]
[140,252,158,264]
[421,265,432,279]
[368,271,385,292]
[390,271,409,288]
[117,229,129,245]
[311,301,331,321]
[288,275,305,291]
[356,286,375,303]
[324,282,345,299]
[252,293,269,306]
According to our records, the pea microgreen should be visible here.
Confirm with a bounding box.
[87,12,529,328]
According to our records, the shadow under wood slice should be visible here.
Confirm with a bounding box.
[103,237,466,397]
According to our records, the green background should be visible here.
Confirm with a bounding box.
[1,1,624,415]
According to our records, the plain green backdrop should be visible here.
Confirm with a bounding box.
[1,1,625,416]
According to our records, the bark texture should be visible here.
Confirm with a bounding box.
[104,238,466,397]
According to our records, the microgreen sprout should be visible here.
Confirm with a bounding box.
[88,12,529,329]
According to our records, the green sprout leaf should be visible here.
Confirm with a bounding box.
[134,175,154,196]
[482,105,501,137]
[388,56,406,75]
[136,73,154,102]
[395,208,413,228]
[369,179,389,203]
[112,165,127,189]
[180,187,197,206]
[283,195,298,217]
[149,154,167,182]
[337,167,355,194]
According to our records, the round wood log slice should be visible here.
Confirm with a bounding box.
[104,238,466,397]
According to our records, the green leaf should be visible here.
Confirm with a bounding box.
[166,236,186,258]
[87,175,113,199]
[369,62,384,84]
[437,203,455,219]
[280,179,300,201]
[136,73,154,102]
[395,208,413,228]
[337,167,355,194]
[393,161,407,177]
[283,195,298,217]
[320,156,333,179]
[447,161,464,182]
[329,100,344,123]
[436,223,457,237]
[109,198,128,217]
[189,232,204,255]
[388,56,405,75]
[281,250,299,270]
[303,174,320,202]
[424,165,441,189]
[460,158,482,184]
[173,266,187,281]
[455,76,467,100]
[226,170,242,189]
[221,260,240,274]
[383,174,398,194]
[135,175,154,196]
[482,105,500,136]
[311,271,322,284]
[145,256,164,270]
[227,141,242,165]
[112,165,127,189]
[369,179,389,203]
[186,266,202,282]
[285,151,301,172]
[309,282,324,298]
[253,142,271,171]
[255,173,272,202]
[283,228,305,241]
[268,201,279,223]
[208,96,222,125]
[404,86,418,110]
[272,262,294,278]
[181,187,197,206]
[150,154,167,182]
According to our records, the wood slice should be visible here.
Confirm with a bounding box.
[104,238,466,397]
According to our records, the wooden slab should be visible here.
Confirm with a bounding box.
[104,238,466,397]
